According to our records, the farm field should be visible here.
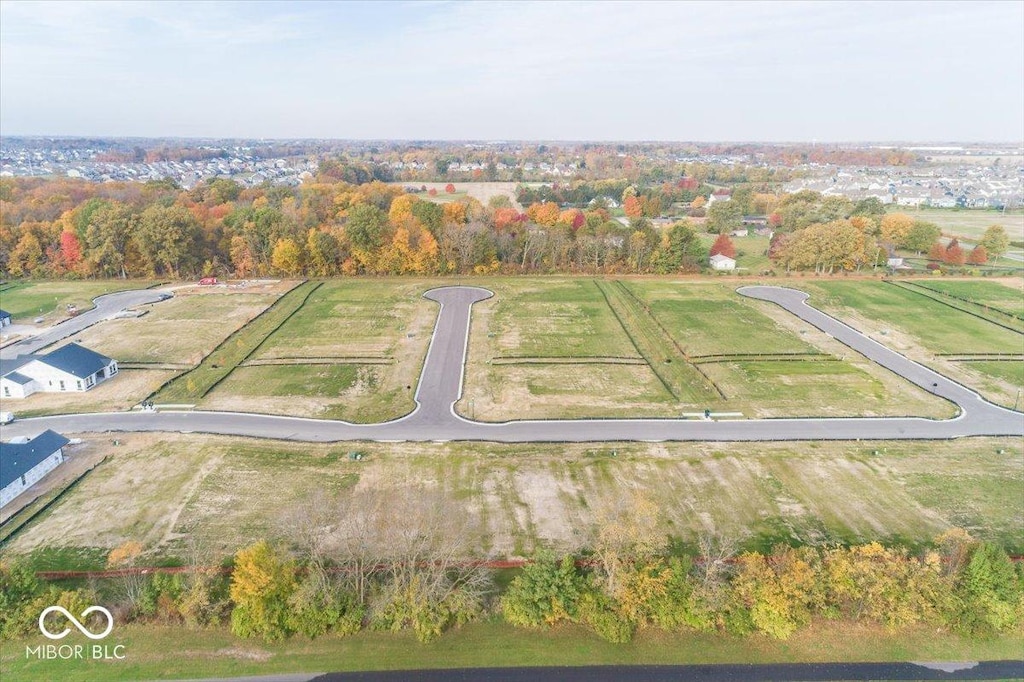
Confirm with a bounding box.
[200,279,436,422]
[800,278,1024,407]
[460,278,953,420]
[0,279,158,324]
[887,206,1024,241]
[4,434,1021,563]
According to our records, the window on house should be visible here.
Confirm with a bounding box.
[76,380,82,390]
[2,386,8,397]
[59,380,66,391]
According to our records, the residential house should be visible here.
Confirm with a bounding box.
[0,343,118,399]
[0,430,70,509]
[0,310,10,327]
[709,254,737,271]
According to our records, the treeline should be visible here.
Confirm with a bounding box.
[2,503,1021,645]
[761,193,1011,273]
[0,176,710,279]
[1,177,1013,280]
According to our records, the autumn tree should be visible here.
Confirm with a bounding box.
[445,183,456,194]
[979,225,1009,259]
[904,221,941,254]
[230,540,297,641]
[271,238,303,275]
[966,245,988,265]
[943,238,966,265]
[709,233,737,258]
[879,212,914,246]
[705,200,743,235]
[927,241,947,261]
[59,229,83,272]
[136,204,202,276]
[621,194,641,219]
[8,231,44,277]
[526,201,560,227]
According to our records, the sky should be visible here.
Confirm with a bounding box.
[1,0,1022,142]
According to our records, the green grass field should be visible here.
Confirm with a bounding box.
[627,281,813,357]
[805,280,1022,355]
[151,281,313,403]
[887,206,1024,241]
[198,279,436,421]
[5,435,1020,564]
[0,280,158,323]
[904,279,1024,318]
[462,278,952,420]
[4,620,1021,682]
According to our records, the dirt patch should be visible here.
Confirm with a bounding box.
[12,369,177,416]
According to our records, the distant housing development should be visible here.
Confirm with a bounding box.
[0,343,118,399]
[0,430,70,509]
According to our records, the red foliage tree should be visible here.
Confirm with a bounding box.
[59,229,82,270]
[927,242,947,261]
[623,195,642,219]
[445,183,456,194]
[709,233,737,258]
[427,188,438,197]
[966,244,988,265]
[943,238,965,265]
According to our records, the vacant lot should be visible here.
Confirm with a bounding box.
[9,369,176,417]
[201,280,436,421]
[70,290,280,364]
[391,181,523,209]
[887,206,1024,241]
[0,279,157,323]
[799,279,1023,406]
[462,278,952,420]
[905,278,1024,318]
[4,435,1021,563]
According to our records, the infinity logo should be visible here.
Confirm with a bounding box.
[38,606,114,640]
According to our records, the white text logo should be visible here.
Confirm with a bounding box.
[38,606,114,640]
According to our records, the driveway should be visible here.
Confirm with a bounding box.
[2,285,1021,443]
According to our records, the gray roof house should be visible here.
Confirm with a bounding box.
[0,343,119,399]
[1,430,71,509]
[0,309,11,327]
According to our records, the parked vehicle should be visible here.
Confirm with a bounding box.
[198,277,218,285]
[0,412,15,424]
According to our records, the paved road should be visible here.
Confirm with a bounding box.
[171,660,1024,682]
[0,288,171,360]
[2,285,1021,443]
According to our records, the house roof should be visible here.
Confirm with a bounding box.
[710,253,736,263]
[35,343,112,378]
[0,309,10,319]
[3,372,33,386]
[0,430,70,490]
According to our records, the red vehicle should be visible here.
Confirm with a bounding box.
[198,277,218,285]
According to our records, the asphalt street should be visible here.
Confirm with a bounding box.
[172,660,1024,682]
[1,285,1021,443]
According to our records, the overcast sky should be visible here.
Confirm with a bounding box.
[2,0,1022,141]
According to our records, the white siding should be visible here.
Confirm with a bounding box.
[0,448,64,508]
